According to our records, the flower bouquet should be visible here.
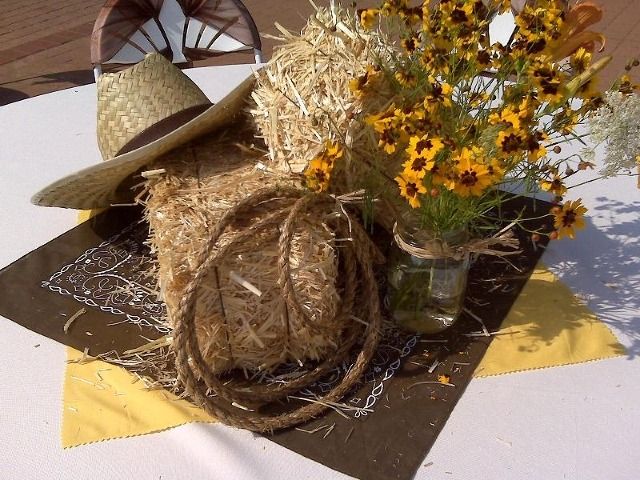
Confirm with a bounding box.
[253,0,638,334]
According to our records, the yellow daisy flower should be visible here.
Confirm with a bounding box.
[378,128,401,154]
[540,175,567,197]
[366,109,396,134]
[402,155,434,179]
[489,106,523,131]
[401,34,419,54]
[526,131,548,162]
[486,158,505,182]
[424,80,453,110]
[395,70,417,88]
[406,135,444,162]
[325,141,343,160]
[395,172,426,209]
[571,47,592,73]
[529,60,566,103]
[447,148,493,197]
[553,199,587,239]
[305,157,333,193]
[359,9,379,30]
[496,129,526,156]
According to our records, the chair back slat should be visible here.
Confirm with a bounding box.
[108,32,149,63]
[205,15,238,49]
[194,17,208,49]
[157,0,188,63]
[92,0,263,74]
[137,23,164,53]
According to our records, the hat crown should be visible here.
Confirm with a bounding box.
[96,54,210,159]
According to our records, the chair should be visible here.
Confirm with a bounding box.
[91,0,263,80]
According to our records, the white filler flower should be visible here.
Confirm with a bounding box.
[588,91,640,176]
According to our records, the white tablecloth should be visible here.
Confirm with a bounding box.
[1,64,639,480]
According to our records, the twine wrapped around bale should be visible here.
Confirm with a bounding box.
[144,123,353,374]
[171,186,384,431]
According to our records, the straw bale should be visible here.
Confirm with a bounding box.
[143,119,343,374]
[249,4,402,229]
[250,4,390,176]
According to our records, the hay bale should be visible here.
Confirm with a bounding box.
[249,4,401,229]
[250,4,389,175]
[143,121,343,374]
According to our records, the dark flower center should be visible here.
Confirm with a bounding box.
[501,133,522,152]
[411,157,428,171]
[541,80,560,95]
[460,170,478,186]
[314,170,327,183]
[527,38,546,54]
[403,37,417,53]
[477,49,491,65]
[562,210,576,227]
[406,182,419,197]
[415,139,434,154]
[451,8,468,24]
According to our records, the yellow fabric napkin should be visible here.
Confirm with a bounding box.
[62,348,215,447]
[474,262,625,377]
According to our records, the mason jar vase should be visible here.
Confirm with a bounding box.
[386,218,470,334]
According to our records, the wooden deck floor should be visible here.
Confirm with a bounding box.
[0,0,638,105]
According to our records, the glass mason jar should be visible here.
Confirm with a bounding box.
[386,216,470,334]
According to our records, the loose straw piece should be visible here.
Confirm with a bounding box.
[427,359,440,374]
[141,168,166,178]
[406,381,456,390]
[463,308,489,337]
[63,308,86,334]
[229,270,263,297]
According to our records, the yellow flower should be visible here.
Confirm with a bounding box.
[395,172,426,209]
[552,199,587,239]
[552,107,580,135]
[526,131,548,162]
[406,135,444,162]
[366,109,396,134]
[429,162,450,186]
[381,0,408,16]
[424,79,453,110]
[540,175,567,197]
[349,65,382,97]
[489,106,523,131]
[420,47,450,75]
[359,9,379,30]
[529,60,566,103]
[446,147,493,197]
[378,128,401,154]
[618,74,640,94]
[325,141,343,160]
[570,47,592,73]
[445,2,474,27]
[402,155,434,179]
[401,35,419,54]
[495,0,512,14]
[305,157,333,193]
[304,141,343,193]
[395,70,417,88]
[486,158,505,182]
[496,129,525,156]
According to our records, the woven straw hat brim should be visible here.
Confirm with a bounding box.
[31,74,255,210]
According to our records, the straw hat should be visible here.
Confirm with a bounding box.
[31,53,255,209]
